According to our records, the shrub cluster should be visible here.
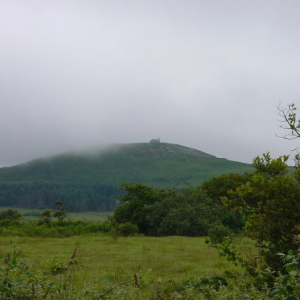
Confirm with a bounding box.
[112,183,240,237]
[0,214,112,238]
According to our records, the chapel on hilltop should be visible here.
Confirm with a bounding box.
[150,138,160,144]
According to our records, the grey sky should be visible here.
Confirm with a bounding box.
[1,0,300,167]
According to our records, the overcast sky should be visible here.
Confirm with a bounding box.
[1,0,300,167]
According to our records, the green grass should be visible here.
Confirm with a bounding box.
[67,211,113,221]
[0,235,246,298]
[0,207,113,221]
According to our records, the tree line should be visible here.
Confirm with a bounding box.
[0,182,120,212]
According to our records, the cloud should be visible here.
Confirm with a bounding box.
[1,0,300,167]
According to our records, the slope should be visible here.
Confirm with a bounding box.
[0,142,253,188]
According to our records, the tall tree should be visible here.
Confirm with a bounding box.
[114,183,177,234]
[222,153,300,271]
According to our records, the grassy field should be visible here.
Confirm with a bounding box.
[0,234,247,299]
[0,206,259,298]
[0,206,113,221]
[0,235,239,278]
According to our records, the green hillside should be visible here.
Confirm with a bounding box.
[0,142,252,187]
[0,142,253,211]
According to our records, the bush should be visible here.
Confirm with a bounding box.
[0,209,22,222]
[0,219,114,238]
[113,222,139,237]
[270,249,300,299]
[208,224,232,244]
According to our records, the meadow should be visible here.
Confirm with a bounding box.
[0,234,246,299]
[0,207,113,221]
[0,205,292,299]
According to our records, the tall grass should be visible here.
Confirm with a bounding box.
[1,234,287,299]
[0,235,240,279]
[0,235,243,299]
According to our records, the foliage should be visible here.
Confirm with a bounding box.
[114,183,237,236]
[277,103,300,170]
[41,209,52,223]
[201,172,253,202]
[0,209,22,221]
[53,200,66,221]
[0,245,94,299]
[278,103,300,141]
[270,249,300,299]
[168,275,228,298]
[0,209,22,227]
[216,237,245,267]
[200,173,254,231]
[0,247,55,299]
[152,188,217,236]
[0,182,119,212]
[208,224,233,244]
[0,218,112,237]
[112,222,139,237]
[114,183,177,234]
[222,153,300,272]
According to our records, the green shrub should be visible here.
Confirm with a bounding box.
[270,249,300,299]
[113,222,139,237]
[0,209,22,221]
[208,224,232,244]
[0,219,114,238]
[40,209,52,223]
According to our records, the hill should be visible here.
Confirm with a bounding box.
[0,142,252,187]
[0,142,253,211]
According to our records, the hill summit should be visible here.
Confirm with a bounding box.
[0,142,252,188]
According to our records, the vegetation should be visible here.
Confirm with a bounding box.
[0,235,245,299]
[0,204,111,238]
[0,219,111,238]
[113,183,243,237]
[200,172,253,201]
[0,105,299,298]
[0,207,112,222]
[0,143,253,188]
[53,200,67,222]
[0,182,119,212]
[0,143,253,212]
[0,209,22,222]
[222,153,300,272]
[0,235,299,299]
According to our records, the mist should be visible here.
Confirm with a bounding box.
[1,0,300,167]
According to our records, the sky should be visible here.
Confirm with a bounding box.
[1,0,300,167]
